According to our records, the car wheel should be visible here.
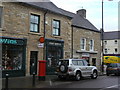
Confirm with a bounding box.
[106,73,109,76]
[91,70,98,79]
[75,72,81,81]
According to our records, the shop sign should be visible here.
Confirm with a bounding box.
[0,39,17,44]
[0,38,24,45]
[38,43,44,48]
[48,42,62,46]
[82,53,90,57]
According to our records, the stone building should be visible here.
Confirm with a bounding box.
[71,9,101,70]
[0,1,101,77]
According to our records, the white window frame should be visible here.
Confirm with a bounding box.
[80,38,86,50]
[104,48,108,54]
[89,39,94,51]
[52,19,60,36]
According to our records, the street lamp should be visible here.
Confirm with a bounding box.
[101,0,113,74]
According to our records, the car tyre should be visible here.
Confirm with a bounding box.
[91,70,98,79]
[106,73,109,76]
[75,72,81,81]
[59,64,68,73]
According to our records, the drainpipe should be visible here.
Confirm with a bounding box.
[43,10,47,60]
[71,25,74,58]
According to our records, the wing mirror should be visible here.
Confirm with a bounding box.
[88,63,90,66]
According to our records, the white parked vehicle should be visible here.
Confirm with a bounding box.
[56,59,98,81]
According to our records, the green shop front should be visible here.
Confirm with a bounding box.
[45,39,64,75]
[1,36,27,78]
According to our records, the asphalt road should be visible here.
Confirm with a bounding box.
[44,75,120,90]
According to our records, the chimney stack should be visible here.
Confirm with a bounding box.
[77,9,86,18]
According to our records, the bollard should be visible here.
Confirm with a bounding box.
[5,74,9,90]
[32,72,35,87]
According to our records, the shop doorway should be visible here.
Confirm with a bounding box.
[30,51,38,75]
[92,58,96,66]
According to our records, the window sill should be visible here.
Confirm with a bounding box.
[28,32,41,36]
[76,50,98,54]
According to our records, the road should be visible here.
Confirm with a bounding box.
[43,75,120,90]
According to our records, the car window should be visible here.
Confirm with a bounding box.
[72,60,78,65]
[72,60,84,66]
[83,60,88,66]
[58,60,69,65]
[78,60,84,66]
[108,63,117,67]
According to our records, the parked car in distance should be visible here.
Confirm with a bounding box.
[106,63,120,76]
[56,59,98,81]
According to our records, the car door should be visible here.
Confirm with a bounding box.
[82,60,93,76]
[77,60,88,76]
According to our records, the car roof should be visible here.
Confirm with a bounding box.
[59,59,85,61]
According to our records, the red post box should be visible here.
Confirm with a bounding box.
[38,60,46,81]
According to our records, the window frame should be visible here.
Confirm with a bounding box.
[104,48,108,54]
[114,40,117,44]
[89,39,94,51]
[80,38,86,50]
[30,14,40,33]
[115,48,117,53]
[52,19,60,36]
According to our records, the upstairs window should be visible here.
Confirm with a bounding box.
[115,48,117,53]
[81,38,86,50]
[89,40,94,51]
[104,48,108,54]
[52,20,60,36]
[104,41,107,45]
[30,14,40,33]
[0,7,3,28]
[115,40,117,44]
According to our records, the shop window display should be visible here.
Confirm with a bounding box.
[2,45,23,70]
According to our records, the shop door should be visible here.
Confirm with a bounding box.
[30,51,38,75]
[47,46,62,74]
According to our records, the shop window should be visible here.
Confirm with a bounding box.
[2,45,23,70]
[30,14,40,33]
[0,7,3,28]
[52,19,60,36]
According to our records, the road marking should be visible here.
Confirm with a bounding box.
[106,85,119,88]
[99,85,120,90]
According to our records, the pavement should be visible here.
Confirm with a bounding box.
[1,72,106,89]
[2,75,58,89]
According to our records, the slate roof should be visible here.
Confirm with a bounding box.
[18,1,99,32]
[23,2,75,18]
[103,31,120,40]
[72,14,99,32]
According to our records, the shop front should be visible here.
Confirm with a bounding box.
[1,36,27,77]
[45,39,64,75]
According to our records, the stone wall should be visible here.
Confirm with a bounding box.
[1,2,72,75]
[73,27,101,70]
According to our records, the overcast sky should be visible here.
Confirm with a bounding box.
[50,0,119,32]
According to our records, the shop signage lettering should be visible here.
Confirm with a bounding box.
[0,39,17,44]
[49,42,62,46]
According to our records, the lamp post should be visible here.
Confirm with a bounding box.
[101,0,104,74]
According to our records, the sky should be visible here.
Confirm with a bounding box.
[50,0,119,32]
